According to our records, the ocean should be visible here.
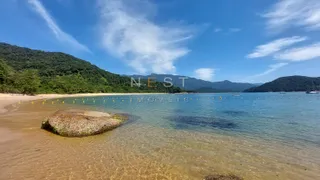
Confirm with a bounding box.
[72,93,320,148]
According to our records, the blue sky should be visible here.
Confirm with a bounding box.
[1,0,320,83]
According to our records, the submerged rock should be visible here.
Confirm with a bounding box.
[221,110,248,116]
[204,174,243,180]
[166,115,237,130]
[41,109,128,137]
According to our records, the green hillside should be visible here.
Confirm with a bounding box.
[244,76,320,92]
[0,43,181,94]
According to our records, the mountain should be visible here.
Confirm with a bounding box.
[0,43,181,94]
[209,80,256,92]
[253,83,264,86]
[130,74,256,92]
[192,87,227,93]
[244,76,320,92]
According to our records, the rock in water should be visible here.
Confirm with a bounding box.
[41,109,128,137]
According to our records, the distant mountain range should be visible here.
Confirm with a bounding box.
[244,76,320,92]
[130,74,257,92]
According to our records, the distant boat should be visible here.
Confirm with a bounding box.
[280,92,286,94]
[306,91,319,94]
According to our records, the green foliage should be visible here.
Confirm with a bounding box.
[47,74,90,93]
[0,43,182,94]
[0,58,13,84]
[14,69,41,95]
[245,76,320,92]
[0,59,16,92]
[0,59,41,94]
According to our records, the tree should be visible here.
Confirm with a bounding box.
[0,58,16,92]
[0,58,13,84]
[15,69,41,95]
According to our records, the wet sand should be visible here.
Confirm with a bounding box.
[0,100,320,180]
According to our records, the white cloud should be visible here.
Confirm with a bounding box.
[213,28,241,33]
[27,0,90,52]
[194,68,215,81]
[245,63,288,81]
[98,0,193,74]
[247,36,307,58]
[275,43,320,61]
[212,27,241,34]
[214,28,222,32]
[263,0,320,31]
[229,28,241,33]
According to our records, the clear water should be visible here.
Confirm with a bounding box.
[64,93,320,148]
[1,93,320,179]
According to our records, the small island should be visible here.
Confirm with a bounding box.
[41,109,128,137]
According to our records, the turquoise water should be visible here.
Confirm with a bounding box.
[64,93,320,148]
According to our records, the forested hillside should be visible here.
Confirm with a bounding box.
[0,43,181,94]
[244,76,320,92]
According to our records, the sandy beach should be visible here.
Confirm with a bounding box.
[0,93,164,114]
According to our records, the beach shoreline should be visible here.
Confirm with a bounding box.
[0,93,165,114]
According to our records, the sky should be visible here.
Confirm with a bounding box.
[1,0,320,83]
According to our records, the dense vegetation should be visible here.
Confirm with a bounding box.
[244,76,320,92]
[0,59,41,94]
[0,43,181,94]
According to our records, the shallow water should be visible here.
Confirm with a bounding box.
[0,93,320,179]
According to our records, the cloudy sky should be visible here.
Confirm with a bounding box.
[1,0,320,83]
